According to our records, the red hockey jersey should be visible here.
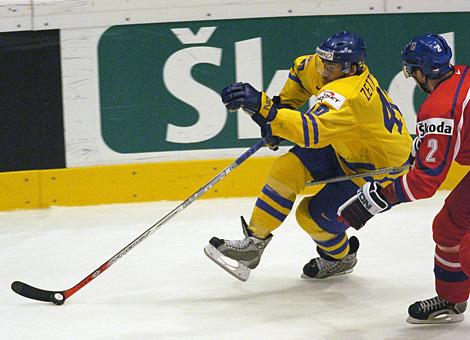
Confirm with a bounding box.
[394,65,470,202]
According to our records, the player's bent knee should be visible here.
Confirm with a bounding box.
[296,197,333,241]
[296,197,315,234]
[433,206,466,247]
[268,152,310,195]
[432,207,453,246]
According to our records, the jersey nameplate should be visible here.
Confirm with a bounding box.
[417,117,454,138]
[316,90,345,110]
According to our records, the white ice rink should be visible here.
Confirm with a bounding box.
[1,192,469,340]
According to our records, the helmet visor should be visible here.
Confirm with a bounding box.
[402,60,419,79]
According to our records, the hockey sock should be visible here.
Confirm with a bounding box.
[249,184,294,238]
[434,245,470,303]
[460,233,470,277]
[315,233,350,260]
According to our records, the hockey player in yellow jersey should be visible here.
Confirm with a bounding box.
[204,31,412,282]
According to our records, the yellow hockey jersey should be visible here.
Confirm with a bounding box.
[260,54,412,176]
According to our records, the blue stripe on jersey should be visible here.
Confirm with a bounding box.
[306,112,319,144]
[315,233,345,248]
[416,66,470,177]
[255,198,287,222]
[434,264,469,282]
[301,112,310,147]
[450,66,470,119]
[394,179,411,202]
[338,155,376,171]
[288,73,307,91]
[262,185,294,209]
[327,239,349,255]
[266,104,278,122]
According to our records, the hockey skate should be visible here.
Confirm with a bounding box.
[301,236,359,279]
[204,217,272,282]
[407,296,467,324]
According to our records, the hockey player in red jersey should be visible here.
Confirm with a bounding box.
[338,34,470,324]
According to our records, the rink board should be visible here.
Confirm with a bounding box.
[0,157,467,211]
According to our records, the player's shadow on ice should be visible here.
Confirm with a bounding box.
[140,273,374,306]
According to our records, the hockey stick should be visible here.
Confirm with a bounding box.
[11,138,267,305]
[305,164,410,186]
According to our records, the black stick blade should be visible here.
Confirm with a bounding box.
[11,281,65,305]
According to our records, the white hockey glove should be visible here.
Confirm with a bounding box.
[337,182,391,230]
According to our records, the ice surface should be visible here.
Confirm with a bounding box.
[1,192,469,339]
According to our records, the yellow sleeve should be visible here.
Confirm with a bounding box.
[278,56,314,109]
[259,89,356,148]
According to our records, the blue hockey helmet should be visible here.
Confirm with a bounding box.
[401,34,452,79]
[316,31,367,73]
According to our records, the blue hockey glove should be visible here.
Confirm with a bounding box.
[221,82,262,115]
[337,182,391,230]
[221,83,282,151]
[263,132,282,151]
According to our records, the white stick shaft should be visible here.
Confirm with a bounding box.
[306,164,410,186]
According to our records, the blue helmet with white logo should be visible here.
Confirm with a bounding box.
[401,34,452,79]
[316,31,366,73]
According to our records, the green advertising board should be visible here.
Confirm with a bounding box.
[98,12,470,153]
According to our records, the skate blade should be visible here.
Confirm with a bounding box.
[300,268,354,280]
[406,313,465,324]
[204,244,250,282]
